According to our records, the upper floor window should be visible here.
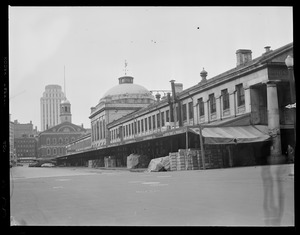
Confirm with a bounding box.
[182,104,187,121]
[198,98,205,116]
[145,118,148,131]
[148,117,152,130]
[161,112,165,127]
[166,110,170,122]
[188,102,193,120]
[152,115,156,129]
[141,119,144,132]
[221,89,230,110]
[138,120,141,133]
[209,93,216,113]
[46,138,50,145]
[157,113,160,128]
[236,84,245,106]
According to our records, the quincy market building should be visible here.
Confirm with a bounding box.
[57,42,294,169]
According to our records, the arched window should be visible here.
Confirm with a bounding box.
[59,138,63,144]
[47,148,51,155]
[46,138,50,145]
[53,148,57,155]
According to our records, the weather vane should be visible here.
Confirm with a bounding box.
[124,60,128,75]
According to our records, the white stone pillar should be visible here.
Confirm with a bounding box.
[244,85,251,113]
[228,88,236,117]
[266,82,281,156]
[215,92,221,120]
[204,99,209,123]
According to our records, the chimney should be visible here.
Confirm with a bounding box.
[236,49,252,66]
[263,46,272,55]
[174,83,183,94]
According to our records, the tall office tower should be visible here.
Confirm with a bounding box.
[40,85,66,131]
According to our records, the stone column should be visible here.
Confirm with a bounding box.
[244,85,251,113]
[266,82,281,156]
[228,88,236,117]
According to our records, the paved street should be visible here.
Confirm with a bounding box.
[10,164,294,226]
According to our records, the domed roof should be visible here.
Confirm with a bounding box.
[101,76,153,101]
[103,83,151,97]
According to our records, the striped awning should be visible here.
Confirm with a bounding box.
[189,125,270,144]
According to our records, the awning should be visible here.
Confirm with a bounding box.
[189,125,271,144]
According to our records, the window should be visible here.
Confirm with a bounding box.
[198,98,205,116]
[157,113,160,128]
[100,120,103,139]
[182,104,187,121]
[53,148,57,155]
[236,84,245,106]
[148,117,152,130]
[152,115,156,129]
[209,94,216,113]
[138,120,141,133]
[47,148,51,155]
[188,102,193,120]
[46,138,50,145]
[126,125,128,136]
[145,118,148,131]
[166,110,170,122]
[221,89,230,110]
[141,119,144,132]
[71,137,75,142]
[131,123,134,135]
[59,138,63,144]
[161,112,165,127]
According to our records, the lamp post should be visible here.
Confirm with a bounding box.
[285,55,296,144]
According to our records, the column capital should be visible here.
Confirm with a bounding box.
[262,79,281,86]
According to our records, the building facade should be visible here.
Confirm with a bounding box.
[13,120,38,138]
[14,136,38,163]
[38,98,88,159]
[40,84,66,131]
[57,42,294,168]
[89,75,156,149]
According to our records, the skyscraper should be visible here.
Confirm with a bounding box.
[40,84,66,131]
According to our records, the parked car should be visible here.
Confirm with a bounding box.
[29,162,39,167]
[41,163,55,167]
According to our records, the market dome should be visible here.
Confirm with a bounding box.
[100,76,154,102]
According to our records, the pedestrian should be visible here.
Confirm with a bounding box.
[286,145,294,163]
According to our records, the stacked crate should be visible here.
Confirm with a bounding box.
[169,152,178,171]
[177,149,186,171]
[187,149,200,170]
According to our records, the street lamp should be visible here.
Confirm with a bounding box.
[285,55,296,145]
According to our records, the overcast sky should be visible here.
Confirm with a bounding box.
[9,6,293,130]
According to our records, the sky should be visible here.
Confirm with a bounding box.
[9,6,293,131]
